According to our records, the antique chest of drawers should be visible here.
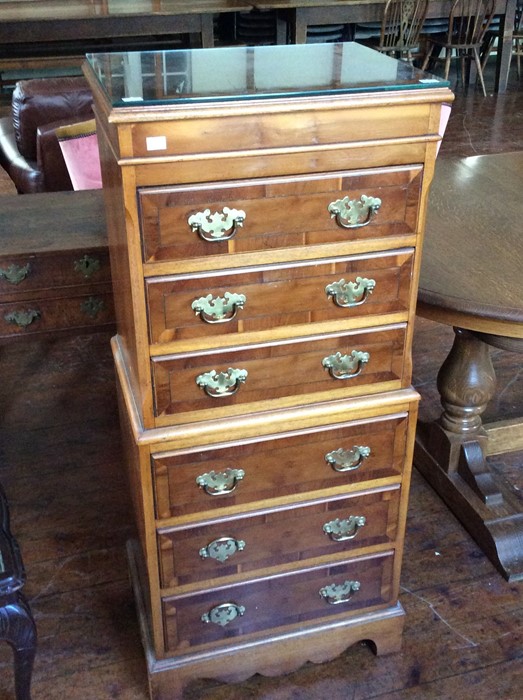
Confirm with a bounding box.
[0,190,114,339]
[84,43,452,698]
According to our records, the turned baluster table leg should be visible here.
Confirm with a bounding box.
[415,151,523,581]
[415,325,523,580]
[427,327,502,505]
[0,485,37,700]
[437,327,496,438]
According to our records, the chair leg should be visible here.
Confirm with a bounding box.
[444,47,452,80]
[421,44,431,71]
[14,645,37,700]
[0,594,37,700]
[460,52,467,89]
[473,47,487,96]
[481,35,495,72]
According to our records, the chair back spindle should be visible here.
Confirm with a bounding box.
[379,0,429,62]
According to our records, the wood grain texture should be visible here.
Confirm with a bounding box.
[419,152,523,334]
[145,250,413,348]
[415,151,523,581]
[138,166,422,265]
[1,59,522,700]
[152,413,410,520]
[0,190,115,339]
[80,43,452,695]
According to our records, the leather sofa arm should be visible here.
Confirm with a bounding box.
[37,120,73,192]
[0,116,44,194]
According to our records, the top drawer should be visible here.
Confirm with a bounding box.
[138,165,423,266]
[130,102,435,159]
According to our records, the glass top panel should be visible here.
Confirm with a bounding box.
[86,43,448,108]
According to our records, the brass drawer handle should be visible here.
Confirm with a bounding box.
[196,368,248,397]
[326,277,376,308]
[188,207,246,242]
[196,468,245,496]
[199,537,246,562]
[323,516,366,541]
[192,292,246,324]
[4,309,40,328]
[74,254,101,278]
[0,263,31,285]
[322,351,369,380]
[201,602,246,626]
[328,194,381,230]
[319,580,360,605]
[325,446,371,472]
[80,296,105,318]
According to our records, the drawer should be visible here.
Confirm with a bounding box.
[152,325,407,422]
[138,166,422,265]
[0,249,111,302]
[158,488,400,587]
[131,101,434,158]
[146,250,414,347]
[0,289,115,338]
[153,413,410,519]
[162,552,394,654]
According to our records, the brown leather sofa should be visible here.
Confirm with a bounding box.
[0,76,93,193]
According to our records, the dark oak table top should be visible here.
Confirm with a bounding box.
[0,189,106,255]
[0,0,253,46]
[0,0,251,21]
[418,152,523,339]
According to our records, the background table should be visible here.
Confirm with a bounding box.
[415,152,523,581]
[0,1,255,47]
[0,1,517,91]
[253,0,518,92]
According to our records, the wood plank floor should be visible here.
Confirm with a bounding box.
[0,59,522,699]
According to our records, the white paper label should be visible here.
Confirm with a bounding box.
[146,136,167,151]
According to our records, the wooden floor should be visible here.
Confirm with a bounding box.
[0,60,522,699]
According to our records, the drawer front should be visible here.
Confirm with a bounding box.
[158,488,400,587]
[153,414,409,519]
[162,553,394,653]
[131,102,433,158]
[0,290,115,338]
[146,250,414,346]
[138,166,422,264]
[152,325,407,421]
[0,249,111,300]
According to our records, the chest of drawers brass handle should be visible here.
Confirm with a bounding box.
[199,537,246,562]
[201,602,246,626]
[325,446,371,472]
[196,468,245,496]
[319,580,361,605]
[192,292,246,323]
[323,516,366,541]
[322,350,370,380]
[4,309,41,328]
[0,263,31,285]
[80,297,105,318]
[326,277,376,308]
[74,254,101,279]
[328,194,381,230]
[188,207,246,242]
[196,368,248,397]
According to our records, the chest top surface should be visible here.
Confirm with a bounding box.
[85,41,449,110]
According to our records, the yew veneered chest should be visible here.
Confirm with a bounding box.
[84,41,452,699]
